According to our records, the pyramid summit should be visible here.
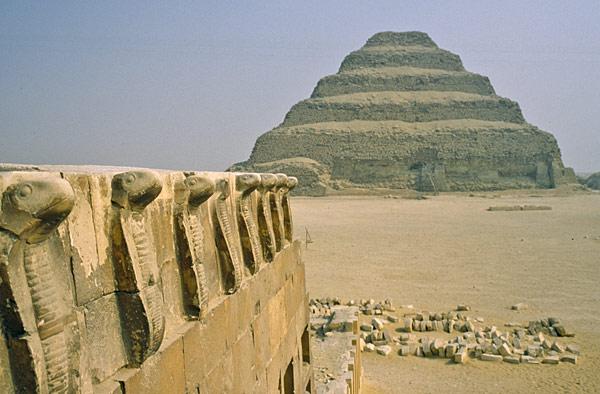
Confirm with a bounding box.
[231,31,575,195]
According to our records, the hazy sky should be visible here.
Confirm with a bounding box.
[1,1,599,172]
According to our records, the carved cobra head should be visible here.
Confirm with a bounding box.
[215,177,231,199]
[0,175,75,243]
[286,177,298,191]
[112,170,162,211]
[260,174,277,192]
[274,173,288,190]
[185,174,215,207]
[235,173,261,194]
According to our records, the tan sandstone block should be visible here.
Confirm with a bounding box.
[202,298,232,376]
[179,322,207,392]
[84,294,128,384]
[115,335,185,394]
[232,329,257,393]
[65,174,116,306]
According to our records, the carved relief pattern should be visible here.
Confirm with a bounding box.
[240,192,262,271]
[181,210,209,316]
[122,211,164,352]
[23,242,70,393]
[282,177,297,243]
[0,175,76,393]
[260,191,277,261]
[216,189,243,293]
[112,170,165,362]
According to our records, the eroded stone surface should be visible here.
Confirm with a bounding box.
[0,165,310,394]
[230,31,576,194]
[0,172,84,393]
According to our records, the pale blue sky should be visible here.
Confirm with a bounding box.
[1,1,599,172]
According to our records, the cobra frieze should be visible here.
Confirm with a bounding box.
[111,170,165,365]
[176,174,215,319]
[214,177,243,294]
[282,176,297,243]
[257,174,278,263]
[0,173,77,393]
[272,174,288,251]
[235,173,263,274]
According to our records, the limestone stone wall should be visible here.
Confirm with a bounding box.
[0,165,312,394]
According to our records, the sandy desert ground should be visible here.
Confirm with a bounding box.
[293,189,600,393]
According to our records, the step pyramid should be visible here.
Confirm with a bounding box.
[230,31,575,195]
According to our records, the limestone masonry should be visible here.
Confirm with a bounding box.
[0,164,313,393]
[231,31,576,195]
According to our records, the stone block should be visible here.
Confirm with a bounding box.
[65,174,117,306]
[232,329,257,393]
[399,346,410,356]
[252,309,271,373]
[416,312,429,321]
[560,354,578,364]
[480,353,503,362]
[431,339,445,356]
[412,319,420,332]
[503,356,520,364]
[376,345,392,356]
[399,333,414,342]
[445,343,458,358]
[527,345,541,357]
[115,335,185,394]
[453,347,467,363]
[551,342,565,353]
[372,318,385,330]
[566,344,580,355]
[553,325,567,337]
[520,355,534,363]
[84,294,128,384]
[178,322,207,392]
[542,356,560,365]
[421,339,432,357]
[415,345,424,357]
[93,379,123,394]
[498,343,513,357]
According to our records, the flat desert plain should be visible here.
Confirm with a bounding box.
[293,190,600,393]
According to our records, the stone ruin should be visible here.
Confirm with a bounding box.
[0,164,314,393]
[231,31,576,195]
[310,298,580,368]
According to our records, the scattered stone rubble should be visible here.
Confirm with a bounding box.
[310,298,581,368]
[309,298,362,393]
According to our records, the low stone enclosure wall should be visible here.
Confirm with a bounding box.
[0,165,313,394]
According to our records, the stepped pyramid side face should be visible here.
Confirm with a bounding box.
[231,32,575,195]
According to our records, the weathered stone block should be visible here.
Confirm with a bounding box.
[560,354,578,364]
[480,353,503,362]
[542,356,560,365]
[115,335,185,394]
[503,356,520,364]
[453,347,467,363]
[376,345,392,356]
